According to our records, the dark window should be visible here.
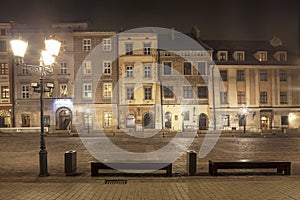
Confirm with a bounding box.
[281,116,288,125]
[280,70,287,81]
[0,29,5,36]
[237,70,245,81]
[144,87,152,100]
[197,62,206,75]
[260,70,267,81]
[183,62,192,75]
[163,62,172,75]
[237,92,245,104]
[238,115,246,126]
[183,86,193,98]
[164,86,174,98]
[197,86,208,98]
[260,91,268,103]
[0,40,7,52]
[220,92,227,104]
[220,70,227,81]
[126,87,134,100]
[0,63,8,75]
[125,43,133,55]
[280,91,288,104]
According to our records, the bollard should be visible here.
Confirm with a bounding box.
[187,150,197,176]
[65,150,77,176]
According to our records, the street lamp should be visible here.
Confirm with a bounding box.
[241,107,249,134]
[10,36,61,176]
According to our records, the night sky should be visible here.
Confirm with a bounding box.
[1,0,299,54]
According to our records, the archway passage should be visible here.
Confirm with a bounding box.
[199,113,208,130]
[56,107,72,130]
[143,112,154,129]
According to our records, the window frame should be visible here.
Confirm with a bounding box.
[103,38,112,51]
[83,39,91,51]
[103,83,112,98]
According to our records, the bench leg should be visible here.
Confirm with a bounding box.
[166,165,172,177]
[91,165,99,177]
[209,164,218,176]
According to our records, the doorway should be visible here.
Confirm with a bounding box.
[165,112,172,128]
[56,107,72,130]
[199,113,208,130]
[143,112,154,129]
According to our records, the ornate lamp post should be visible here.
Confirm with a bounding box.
[10,37,61,176]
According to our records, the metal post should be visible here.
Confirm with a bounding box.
[39,77,48,176]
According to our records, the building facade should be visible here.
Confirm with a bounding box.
[0,23,12,127]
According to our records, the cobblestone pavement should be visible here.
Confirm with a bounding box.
[1,132,300,199]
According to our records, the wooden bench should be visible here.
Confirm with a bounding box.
[209,160,291,176]
[91,161,172,177]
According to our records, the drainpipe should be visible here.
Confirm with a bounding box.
[211,64,216,130]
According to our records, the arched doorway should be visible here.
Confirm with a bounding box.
[56,107,72,130]
[165,112,172,128]
[126,114,136,128]
[199,113,208,130]
[143,112,154,129]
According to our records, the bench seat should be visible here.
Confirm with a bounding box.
[91,161,172,177]
[209,160,291,176]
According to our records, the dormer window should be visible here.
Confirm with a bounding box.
[274,51,287,62]
[218,51,228,61]
[257,51,268,61]
[234,51,245,61]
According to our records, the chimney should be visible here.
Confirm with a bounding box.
[192,26,201,39]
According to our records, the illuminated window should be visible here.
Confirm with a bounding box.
[1,86,9,99]
[83,61,92,75]
[60,84,68,97]
[258,51,267,61]
[103,83,112,98]
[222,115,230,126]
[104,112,112,127]
[83,84,92,98]
[0,63,8,75]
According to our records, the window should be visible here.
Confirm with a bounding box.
[125,43,133,55]
[0,63,8,75]
[197,86,208,99]
[219,51,228,61]
[260,70,267,81]
[21,85,29,99]
[144,64,151,78]
[222,115,230,126]
[238,115,246,126]
[163,62,172,75]
[83,84,92,98]
[144,43,151,55]
[104,112,112,127]
[60,40,67,51]
[60,84,68,97]
[220,92,227,104]
[0,29,5,35]
[126,66,133,77]
[237,91,245,104]
[237,70,245,81]
[260,91,268,104]
[278,52,287,61]
[280,70,287,81]
[22,66,29,75]
[281,116,288,125]
[183,86,193,99]
[103,83,112,98]
[280,91,288,104]
[144,87,152,100]
[60,62,67,74]
[0,40,7,52]
[164,86,174,99]
[197,62,206,75]
[1,86,9,99]
[83,39,91,51]
[220,70,227,81]
[83,61,92,75]
[184,62,192,75]
[84,113,92,128]
[258,51,267,61]
[236,51,245,61]
[103,61,111,75]
[126,87,134,100]
[183,111,190,121]
[103,38,111,51]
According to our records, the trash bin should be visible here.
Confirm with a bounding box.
[65,150,77,176]
[187,150,197,176]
